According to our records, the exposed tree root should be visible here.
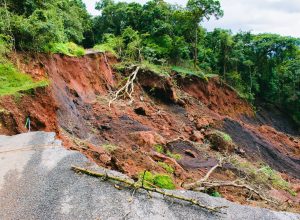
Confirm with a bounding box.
[71,166,227,213]
[109,66,140,107]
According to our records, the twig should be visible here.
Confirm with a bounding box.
[71,166,226,213]
[183,164,220,190]
[194,180,277,204]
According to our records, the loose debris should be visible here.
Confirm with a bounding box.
[71,166,227,213]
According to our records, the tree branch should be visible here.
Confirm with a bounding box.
[71,166,227,213]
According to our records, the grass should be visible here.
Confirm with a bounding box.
[101,144,118,153]
[154,145,182,160]
[0,63,49,97]
[214,130,233,143]
[93,44,117,57]
[166,151,182,160]
[140,61,170,76]
[139,171,175,190]
[45,42,85,57]
[231,157,296,196]
[172,66,216,80]
[157,162,175,174]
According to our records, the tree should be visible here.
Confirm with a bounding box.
[186,0,223,67]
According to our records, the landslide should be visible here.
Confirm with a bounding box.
[0,53,299,213]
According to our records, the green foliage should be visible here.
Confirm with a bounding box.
[0,63,48,96]
[154,144,164,154]
[45,42,85,56]
[172,66,207,80]
[166,151,182,160]
[139,171,175,190]
[1,0,92,51]
[210,191,222,197]
[157,162,175,174]
[214,130,232,143]
[232,158,296,196]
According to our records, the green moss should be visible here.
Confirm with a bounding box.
[157,162,174,174]
[45,42,85,57]
[153,174,175,189]
[0,63,48,97]
[210,191,222,197]
[139,171,175,190]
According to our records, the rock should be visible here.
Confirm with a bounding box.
[129,131,166,150]
[195,117,213,130]
[205,130,235,153]
[190,130,204,142]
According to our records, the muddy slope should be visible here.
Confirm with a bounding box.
[0,53,299,212]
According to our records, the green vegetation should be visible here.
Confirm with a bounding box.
[139,171,175,190]
[214,130,232,143]
[101,144,118,153]
[157,162,174,174]
[154,144,182,160]
[166,151,182,160]
[154,144,164,154]
[0,36,48,96]
[232,157,296,196]
[0,63,48,96]
[0,0,299,125]
[45,42,85,57]
[210,191,222,198]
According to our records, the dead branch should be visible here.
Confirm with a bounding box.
[71,166,227,213]
[109,66,140,107]
[183,163,221,190]
[202,181,277,204]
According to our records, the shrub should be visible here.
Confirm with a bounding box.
[45,42,85,57]
[93,44,117,56]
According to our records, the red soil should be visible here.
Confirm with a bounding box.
[0,53,299,212]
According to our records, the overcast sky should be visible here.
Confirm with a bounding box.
[83,0,300,37]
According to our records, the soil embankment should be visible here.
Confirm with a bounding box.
[0,53,299,212]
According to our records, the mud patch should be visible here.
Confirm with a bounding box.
[166,140,218,169]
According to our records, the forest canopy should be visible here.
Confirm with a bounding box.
[0,0,299,125]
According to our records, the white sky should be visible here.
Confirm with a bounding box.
[83,0,300,37]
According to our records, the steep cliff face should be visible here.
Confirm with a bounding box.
[0,53,299,212]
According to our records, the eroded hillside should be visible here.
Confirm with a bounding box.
[0,53,299,212]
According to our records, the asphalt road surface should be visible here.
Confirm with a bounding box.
[0,132,299,220]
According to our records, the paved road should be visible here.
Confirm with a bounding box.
[0,132,299,220]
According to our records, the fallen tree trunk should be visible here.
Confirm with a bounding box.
[71,166,227,213]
